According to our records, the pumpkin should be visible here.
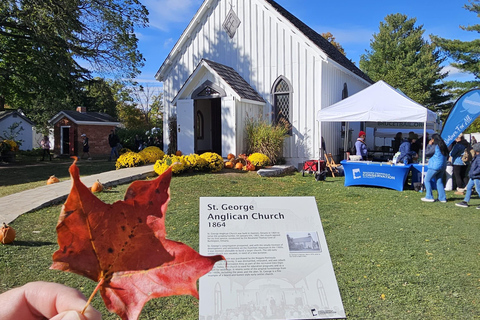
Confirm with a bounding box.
[245,162,256,171]
[224,161,234,169]
[227,153,235,160]
[0,222,16,244]
[91,179,104,193]
[175,150,182,156]
[235,162,243,170]
[47,175,60,185]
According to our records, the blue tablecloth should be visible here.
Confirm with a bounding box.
[341,160,412,191]
[411,164,436,190]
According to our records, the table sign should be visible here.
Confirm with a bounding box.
[199,197,345,320]
[341,160,411,191]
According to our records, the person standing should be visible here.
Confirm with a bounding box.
[40,136,52,161]
[81,134,91,160]
[450,133,469,192]
[421,134,448,203]
[392,132,402,153]
[456,143,480,208]
[355,131,368,160]
[108,129,120,161]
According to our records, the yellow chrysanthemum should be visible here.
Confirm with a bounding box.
[200,152,224,172]
[247,153,271,167]
[154,155,187,175]
[139,146,165,164]
[115,152,146,169]
[184,153,209,171]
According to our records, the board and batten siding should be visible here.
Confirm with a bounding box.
[160,0,369,165]
[320,63,368,161]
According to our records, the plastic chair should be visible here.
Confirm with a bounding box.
[325,153,341,177]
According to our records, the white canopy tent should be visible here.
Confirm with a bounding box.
[317,80,438,183]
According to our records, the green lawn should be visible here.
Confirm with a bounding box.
[1,168,479,319]
[0,157,116,197]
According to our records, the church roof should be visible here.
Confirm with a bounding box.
[203,59,265,103]
[265,0,372,83]
[49,110,120,126]
[156,0,372,84]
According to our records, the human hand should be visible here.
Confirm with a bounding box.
[0,281,102,320]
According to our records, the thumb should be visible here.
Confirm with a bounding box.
[50,310,85,320]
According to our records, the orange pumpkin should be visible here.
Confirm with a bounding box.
[47,175,60,185]
[0,222,16,244]
[175,150,182,156]
[224,161,234,169]
[227,153,235,160]
[245,163,256,171]
[91,179,104,193]
[235,162,243,170]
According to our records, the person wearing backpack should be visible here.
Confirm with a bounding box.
[450,134,469,192]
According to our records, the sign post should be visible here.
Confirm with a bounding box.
[199,197,345,319]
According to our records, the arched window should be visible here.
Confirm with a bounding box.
[272,76,292,135]
[196,110,204,139]
[342,82,349,99]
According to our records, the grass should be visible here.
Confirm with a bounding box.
[0,154,116,197]
[1,166,480,319]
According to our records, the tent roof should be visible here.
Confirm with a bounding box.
[317,80,437,123]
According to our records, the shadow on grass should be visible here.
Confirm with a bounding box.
[10,241,56,247]
[0,159,116,187]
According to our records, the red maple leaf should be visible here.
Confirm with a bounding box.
[51,159,225,320]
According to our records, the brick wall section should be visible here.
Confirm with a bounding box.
[53,117,117,157]
[77,125,116,156]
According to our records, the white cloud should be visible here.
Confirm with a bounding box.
[144,0,203,32]
[163,38,174,48]
[443,64,476,82]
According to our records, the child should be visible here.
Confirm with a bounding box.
[456,143,480,208]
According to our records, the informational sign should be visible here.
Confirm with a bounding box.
[199,197,345,320]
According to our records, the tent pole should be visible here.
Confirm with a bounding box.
[421,119,427,191]
[318,120,323,175]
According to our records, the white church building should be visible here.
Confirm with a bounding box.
[155,0,372,167]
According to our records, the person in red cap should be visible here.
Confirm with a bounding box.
[355,131,368,160]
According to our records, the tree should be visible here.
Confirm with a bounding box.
[431,0,480,106]
[432,1,480,79]
[0,0,148,126]
[131,84,163,129]
[359,13,450,110]
[321,32,346,55]
[81,78,119,117]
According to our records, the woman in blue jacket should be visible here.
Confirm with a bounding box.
[422,134,449,203]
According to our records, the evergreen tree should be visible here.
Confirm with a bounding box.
[432,0,480,79]
[359,13,449,110]
[431,0,480,103]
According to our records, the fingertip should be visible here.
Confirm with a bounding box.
[49,308,102,320]
[82,305,102,320]
[50,310,83,320]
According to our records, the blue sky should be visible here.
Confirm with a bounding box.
[134,0,477,87]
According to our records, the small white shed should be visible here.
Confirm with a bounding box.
[0,110,35,150]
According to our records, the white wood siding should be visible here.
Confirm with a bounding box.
[160,0,369,165]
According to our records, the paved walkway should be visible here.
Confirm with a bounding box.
[0,164,296,224]
[0,164,156,224]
